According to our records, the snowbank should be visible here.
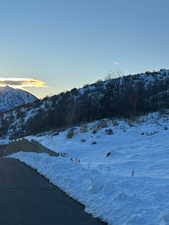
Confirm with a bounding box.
[9,113,169,225]
[10,152,169,225]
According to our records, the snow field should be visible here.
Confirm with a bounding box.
[10,112,169,225]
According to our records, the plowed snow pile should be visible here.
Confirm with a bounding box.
[10,112,169,225]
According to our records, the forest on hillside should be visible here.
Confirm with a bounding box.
[1,69,169,138]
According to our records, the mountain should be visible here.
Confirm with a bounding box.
[0,86,38,112]
[1,68,169,139]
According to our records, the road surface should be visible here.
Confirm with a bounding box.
[0,158,106,225]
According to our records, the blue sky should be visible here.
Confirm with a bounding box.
[0,0,169,97]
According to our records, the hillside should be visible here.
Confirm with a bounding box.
[1,69,169,139]
[0,86,38,112]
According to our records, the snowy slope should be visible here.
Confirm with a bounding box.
[10,112,169,225]
[0,86,37,112]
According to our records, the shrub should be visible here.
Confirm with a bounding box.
[105,128,113,135]
[106,152,111,157]
[80,125,88,133]
[92,129,97,134]
[112,120,118,126]
[91,141,97,144]
[97,119,108,129]
[80,139,86,142]
[59,152,66,157]
[143,131,158,136]
[124,118,135,127]
[66,128,75,138]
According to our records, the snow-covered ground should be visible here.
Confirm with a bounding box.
[0,138,10,145]
[9,112,169,225]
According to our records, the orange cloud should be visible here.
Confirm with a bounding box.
[0,78,46,87]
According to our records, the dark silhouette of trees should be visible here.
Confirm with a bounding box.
[2,69,169,138]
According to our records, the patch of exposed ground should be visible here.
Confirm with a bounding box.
[0,138,58,157]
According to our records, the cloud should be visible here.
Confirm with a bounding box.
[0,78,46,88]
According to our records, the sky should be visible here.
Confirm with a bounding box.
[0,0,169,98]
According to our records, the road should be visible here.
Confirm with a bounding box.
[0,158,106,225]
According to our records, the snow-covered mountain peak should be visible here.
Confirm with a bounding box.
[0,86,38,112]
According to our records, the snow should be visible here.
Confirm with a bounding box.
[0,86,37,112]
[9,112,169,225]
[0,138,9,145]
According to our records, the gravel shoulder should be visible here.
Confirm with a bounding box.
[0,138,58,157]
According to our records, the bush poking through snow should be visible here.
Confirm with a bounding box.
[131,169,135,176]
[97,119,108,129]
[112,120,118,126]
[124,118,135,127]
[91,119,109,134]
[91,141,97,145]
[80,139,86,143]
[58,152,67,157]
[66,128,75,139]
[105,128,113,135]
[70,158,80,163]
[106,152,111,157]
[120,126,127,132]
[92,129,97,134]
[80,125,88,133]
[141,131,158,136]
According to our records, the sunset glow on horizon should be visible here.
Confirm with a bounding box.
[0,0,169,98]
[0,78,46,88]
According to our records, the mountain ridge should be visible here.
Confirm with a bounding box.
[1,68,169,139]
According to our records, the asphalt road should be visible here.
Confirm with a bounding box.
[0,158,106,225]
